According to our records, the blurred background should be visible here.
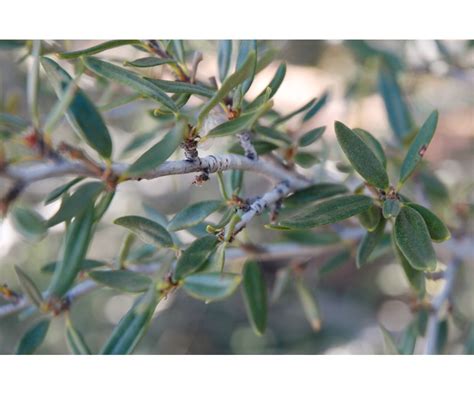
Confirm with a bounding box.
[0,40,473,354]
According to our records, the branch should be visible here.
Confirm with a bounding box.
[423,258,461,354]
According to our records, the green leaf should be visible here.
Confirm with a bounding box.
[174,236,219,280]
[124,57,176,68]
[383,198,401,219]
[405,203,450,242]
[242,261,267,336]
[272,97,316,126]
[89,270,152,293]
[83,57,178,112]
[319,250,350,275]
[394,206,437,271]
[14,265,44,308]
[170,40,186,63]
[101,285,160,355]
[378,62,413,142]
[398,321,418,355]
[335,121,389,189]
[255,62,286,101]
[399,110,439,187]
[298,126,326,147]
[303,90,329,122]
[380,326,400,355]
[47,181,104,227]
[356,218,386,268]
[148,79,215,98]
[282,230,341,246]
[280,195,373,229]
[236,40,257,94]
[47,206,95,298]
[197,50,256,129]
[120,130,157,158]
[270,267,291,303]
[168,200,223,232]
[41,259,105,274]
[58,40,142,59]
[284,183,348,208]
[16,319,50,355]
[435,319,448,354]
[11,207,47,241]
[182,272,241,301]
[218,40,233,82]
[358,204,381,231]
[44,177,84,205]
[294,152,320,168]
[208,101,273,138]
[228,140,278,156]
[295,278,321,331]
[392,231,426,296]
[66,318,91,355]
[27,40,41,129]
[114,215,173,248]
[41,57,113,158]
[126,119,186,176]
[254,124,292,145]
[352,128,387,168]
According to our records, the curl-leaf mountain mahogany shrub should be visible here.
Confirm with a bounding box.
[0,40,453,355]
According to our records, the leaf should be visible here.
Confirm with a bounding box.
[218,40,233,82]
[207,101,273,138]
[170,40,186,63]
[294,152,320,168]
[295,278,321,331]
[182,272,241,301]
[174,236,219,280]
[352,128,387,168]
[66,318,91,355]
[228,140,278,156]
[378,62,413,142]
[11,207,47,241]
[380,326,400,355]
[392,231,426,296]
[236,40,257,94]
[242,261,267,336]
[254,124,292,145]
[405,203,450,242]
[44,177,84,205]
[41,259,106,274]
[0,113,29,131]
[124,57,176,68]
[58,40,142,59]
[356,218,387,268]
[168,200,223,232]
[89,270,152,293]
[303,90,330,122]
[126,119,186,176]
[319,250,350,275]
[399,110,439,186]
[394,206,437,271]
[197,50,256,129]
[16,319,50,355]
[398,321,418,355]
[272,98,316,126]
[284,183,348,208]
[298,126,326,147]
[279,195,373,229]
[358,204,381,231]
[47,206,95,298]
[101,285,159,355]
[383,198,401,219]
[255,62,286,101]
[41,57,113,158]
[148,79,215,98]
[335,121,389,189]
[435,319,448,354]
[270,267,291,303]
[282,230,341,246]
[14,265,44,308]
[27,40,41,128]
[47,181,104,227]
[83,57,178,112]
[114,215,173,248]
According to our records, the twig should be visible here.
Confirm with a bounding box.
[423,258,462,354]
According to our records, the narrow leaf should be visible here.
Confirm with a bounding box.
[298,126,326,147]
[399,110,439,186]
[358,204,381,231]
[11,207,47,241]
[148,79,215,98]
[303,90,329,122]
[284,183,348,208]
[295,278,321,331]
[41,57,112,158]
[279,195,373,229]
[183,272,241,301]
[125,57,176,68]
[168,200,223,232]
[218,40,232,82]
[242,261,267,335]
[319,250,350,275]
[174,236,219,280]
[44,177,84,205]
[41,259,105,274]
[114,215,173,248]
[89,270,151,293]
[236,40,257,94]
[16,320,50,355]
[66,318,91,355]
[58,40,142,59]
[352,128,387,168]
[14,265,43,308]
[294,151,320,168]
[380,326,400,355]
[356,218,386,268]
[405,203,450,242]
[335,121,389,189]
[272,97,316,126]
[394,206,437,271]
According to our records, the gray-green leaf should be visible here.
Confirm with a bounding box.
[182,272,241,301]
[242,261,267,336]
[405,203,450,242]
[174,235,219,280]
[114,215,173,248]
[168,200,223,232]
[16,319,50,355]
[89,270,152,293]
